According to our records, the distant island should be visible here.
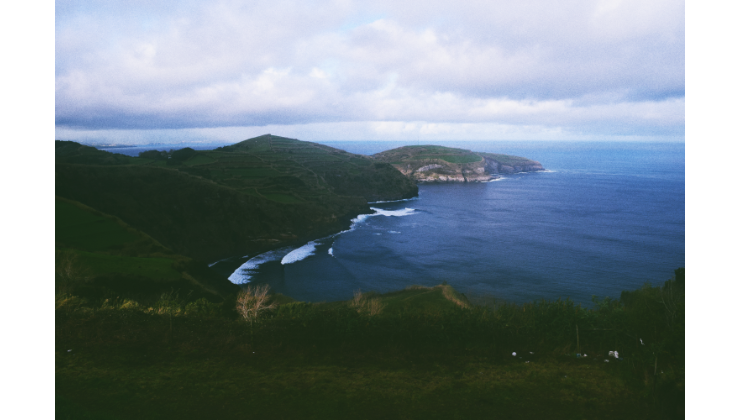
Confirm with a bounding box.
[374,145,545,182]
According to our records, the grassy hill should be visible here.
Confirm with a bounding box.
[56,196,240,307]
[373,145,545,182]
[55,135,417,263]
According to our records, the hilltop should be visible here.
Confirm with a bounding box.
[56,135,417,263]
[373,145,544,182]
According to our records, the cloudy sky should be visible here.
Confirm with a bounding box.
[55,0,685,144]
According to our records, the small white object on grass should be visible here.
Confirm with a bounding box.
[512,352,516,356]
[529,352,533,354]
[583,354,587,357]
[604,359,609,363]
[640,338,644,345]
[67,349,72,352]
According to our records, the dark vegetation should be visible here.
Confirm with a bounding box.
[55,137,682,418]
[56,272,684,419]
[373,145,483,165]
[55,135,417,262]
[373,145,538,167]
[55,196,239,300]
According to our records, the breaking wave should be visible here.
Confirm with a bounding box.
[229,207,417,279]
[368,196,419,204]
[228,247,292,284]
[281,241,319,265]
[346,207,417,232]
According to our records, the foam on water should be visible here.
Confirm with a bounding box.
[281,241,319,265]
[369,207,417,217]
[368,197,419,204]
[229,206,418,278]
[228,247,292,284]
[338,207,418,234]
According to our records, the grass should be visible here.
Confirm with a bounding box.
[57,137,418,262]
[68,250,182,280]
[263,193,303,203]
[56,347,656,420]
[415,154,482,164]
[56,198,141,251]
[183,154,216,166]
[480,152,536,166]
[56,273,685,419]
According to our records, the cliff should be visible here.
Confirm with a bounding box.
[372,145,544,183]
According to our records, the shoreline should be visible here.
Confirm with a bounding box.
[217,203,421,285]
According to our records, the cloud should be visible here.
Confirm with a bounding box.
[55,0,684,140]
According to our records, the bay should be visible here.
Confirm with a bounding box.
[218,141,684,305]
[100,140,685,305]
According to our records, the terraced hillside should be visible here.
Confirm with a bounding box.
[373,145,545,182]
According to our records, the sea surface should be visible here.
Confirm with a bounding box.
[102,140,685,305]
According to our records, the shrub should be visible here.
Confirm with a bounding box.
[236,284,275,323]
[350,289,386,316]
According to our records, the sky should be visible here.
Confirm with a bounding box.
[55,0,685,144]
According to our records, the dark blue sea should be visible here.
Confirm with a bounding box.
[103,141,685,305]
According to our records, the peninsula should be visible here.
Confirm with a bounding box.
[373,145,544,182]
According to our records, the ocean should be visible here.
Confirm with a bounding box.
[103,141,685,305]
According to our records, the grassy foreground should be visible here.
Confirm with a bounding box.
[56,275,684,419]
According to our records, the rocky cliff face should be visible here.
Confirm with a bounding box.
[372,145,544,183]
[483,156,545,174]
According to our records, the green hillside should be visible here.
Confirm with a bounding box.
[55,135,417,263]
[374,145,484,165]
[55,197,239,300]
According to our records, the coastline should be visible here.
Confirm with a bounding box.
[218,201,422,284]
